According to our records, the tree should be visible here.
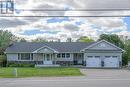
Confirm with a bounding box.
[77,36,94,42]
[31,37,48,42]
[19,38,27,42]
[123,39,130,65]
[0,30,15,54]
[66,38,73,42]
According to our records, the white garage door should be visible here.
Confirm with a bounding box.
[104,56,119,68]
[86,56,101,67]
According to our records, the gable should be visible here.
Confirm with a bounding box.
[89,42,118,50]
[37,47,54,53]
[33,46,56,53]
[82,40,123,51]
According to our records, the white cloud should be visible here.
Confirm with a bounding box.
[0,0,130,41]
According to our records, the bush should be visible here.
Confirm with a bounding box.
[0,55,6,67]
[8,62,35,67]
[8,63,19,67]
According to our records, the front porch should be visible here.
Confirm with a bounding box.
[34,53,84,67]
[15,52,85,67]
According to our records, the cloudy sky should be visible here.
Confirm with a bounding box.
[0,0,130,41]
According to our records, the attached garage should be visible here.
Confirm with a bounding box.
[86,56,101,67]
[83,40,123,68]
[104,56,119,68]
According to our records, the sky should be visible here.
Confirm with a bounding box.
[0,0,130,41]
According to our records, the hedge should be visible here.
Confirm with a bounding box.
[8,62,35,67]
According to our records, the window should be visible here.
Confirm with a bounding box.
[95,56,100,58]
[66,53,70,58]
[112,56,117,58]
[105,56,111,58]
[57,54,61,58]
[57,53,70,58]
[62,53,65,58]
[31,54,33,60]
[87,56,93,58]
[21,53,30,60]
[99,43,106,47]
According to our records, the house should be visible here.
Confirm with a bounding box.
[5,40,124,68]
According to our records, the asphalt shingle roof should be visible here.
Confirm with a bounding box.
[5,42,95,53]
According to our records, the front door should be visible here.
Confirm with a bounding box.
[43,54,52,64]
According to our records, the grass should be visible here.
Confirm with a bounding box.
[0,67,83,78]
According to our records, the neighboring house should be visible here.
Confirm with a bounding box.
[5,40,124,68]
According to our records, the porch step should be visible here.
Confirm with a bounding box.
[35,64,60,68]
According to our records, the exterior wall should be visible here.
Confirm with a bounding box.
[56,61,73,66]
[6,53,18,61]
[54,53,74,66]
[33,53,43,61]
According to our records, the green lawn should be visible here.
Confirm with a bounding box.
[0,67,83,78]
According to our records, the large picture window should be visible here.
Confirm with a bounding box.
[57,53,70,58]
[66,53,70,58]
[21,53,30,60]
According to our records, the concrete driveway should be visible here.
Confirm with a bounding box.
[0,69,130,87]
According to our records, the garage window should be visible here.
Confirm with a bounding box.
[112,56,117,58]
[95,56,100,58]
[87,56,93,58]
[105,56,111,58]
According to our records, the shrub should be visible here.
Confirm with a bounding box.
[8,63,19,67]
[8,62,35,67]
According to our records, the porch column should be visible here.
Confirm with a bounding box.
[54,53,56,65]
[37,54,38,65]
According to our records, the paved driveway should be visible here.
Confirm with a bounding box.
[0,69,130,87]
[81,69,130,79]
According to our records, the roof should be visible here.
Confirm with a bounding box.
[5,42,95,53]
[5,40,124,53]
